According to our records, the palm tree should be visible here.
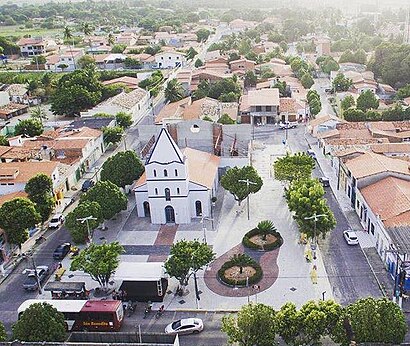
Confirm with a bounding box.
[63,26,76,70]
[26,79,38,97]
[257,220,276,241]
[81,22,92,36]
[107,33,115,46]
[164,79,185,103]
[30,106,48,124]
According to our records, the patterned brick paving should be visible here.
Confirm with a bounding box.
[204,244,280,297]
[147,224,178,261]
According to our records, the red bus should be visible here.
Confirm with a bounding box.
[18,299,124,332]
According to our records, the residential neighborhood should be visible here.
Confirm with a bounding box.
[1,0,410,345]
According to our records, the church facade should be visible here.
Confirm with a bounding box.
[134,128,220,224]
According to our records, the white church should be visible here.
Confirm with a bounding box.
[134,127,220,224]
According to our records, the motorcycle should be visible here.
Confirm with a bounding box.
[126,300,135,317]
[155,305,165,319]
[143,301,152,319]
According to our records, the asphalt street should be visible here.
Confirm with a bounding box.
[258,125,382,305]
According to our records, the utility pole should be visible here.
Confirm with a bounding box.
[238,179,257,220]
[200,215,213,243]
[304,213,327,255]
[32,257,43,295]
[77,215,97,245]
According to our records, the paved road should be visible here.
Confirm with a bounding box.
[0,226,72,331]
[254,124,381,305]
[312,77,335,116]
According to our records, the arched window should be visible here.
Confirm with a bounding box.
[177,188,180,195]
[175,169,178,177]
[153,169,157,177]
[165,188,171,201]
[164,169,168,177]
[155,188,158,195]
[195,200,202,217]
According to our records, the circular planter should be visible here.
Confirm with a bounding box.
[218,255,262,287]
[242,228,283,251]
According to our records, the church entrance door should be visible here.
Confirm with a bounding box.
[165,205,175,223]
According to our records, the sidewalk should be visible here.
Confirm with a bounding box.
[304,133,393,298]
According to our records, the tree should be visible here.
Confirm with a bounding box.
[77,55,96,69]
[244,71,257,87]
[196,28,211,42]
[115,112,132,129]
[50,68,103,116]
[164,240,215,289]
[186,47,198,60]
[319,56,339,74]
[309,97,322,116]
[273,153,315,183]
[70,242,124,289]
[0,321,6,341]
[221,166,263,205]
[81,22,92,36]
[31,55,46,65]
[222,303,277,346]
[217,113,236,124]
[332,73,352,92]
[343,108,366,122]
[12,302,66,342]
[165,78,185,103]
[30,106,47,124]
[25,173,55,224]
[397,84,410,99]
[356,90,379,111]
[63,26,72,41]
[103,126,124,145]
[0,135,8,146]
[0,197,40,249]
[111,44,127,53]
[300,72,314,89]
[100,150,144,188]
[341,95,355,111]
[14,118,43,137]
[194,58,203,68]
[65,201,102,244]
[107,33,115,46]
[286,179,336,240]
[57,63,69,72]
[80,180,127,220]
[331,298,407,345]
[124,57,141,69]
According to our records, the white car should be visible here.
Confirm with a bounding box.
[279,121,298,129]
[343,230,359,245]
[165,318,204,335]
[49,214,65,229]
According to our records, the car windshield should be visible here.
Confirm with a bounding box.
[172,320,182,330]
[51,218,59,222]
[350,235,358,240]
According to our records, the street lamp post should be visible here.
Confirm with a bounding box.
[304,213,327,254]
[77,215,97,245]
[238,179,257,221]
[200,215,213,243]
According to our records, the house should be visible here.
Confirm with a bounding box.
[81,87,150,123]
[229,58,256,74]
[279,98,307,122]
[133,127,220,224]
[17,37,46,57]
[127,53,156,69]
[0,103,29,120]
[102,76,140,90]
[307,114,344,136]
[93,54,126,70]
[4,84,28,104]
[155,97,192,124]
[190,69,233,91]
[175,70,192,95]
[69,116,116,130]
[204,57,229,73]
[45,49,84,72]
[154,51,186,69]
[229,19,256,33]
[239,88,280,125]
[315,38,331,57]
[370,143,410,158]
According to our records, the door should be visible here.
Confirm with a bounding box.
[143,201,150,217]
[165,206,175,223]
[195,201,202,217]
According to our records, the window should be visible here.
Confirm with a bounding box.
[177,188,180,195]
[256,106,262,112]
[195,201,202,217]
[155,188,158,195]
[175,169,178,177]
[164,169,168,177]
[165,188,171,201]
[266,106,272,112]
[153,169,157,177]
[370,223,375,235]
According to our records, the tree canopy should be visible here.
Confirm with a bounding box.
[194,77,241,102]
[80,180,127,220]
[25,173,55,224]
[103,126,124,145]
[14,118,43,137]
[0,198,41,248]
[221,166,263,205]
[273,153,315,183]
[70,242,124,288]
[0,321,6,342]
[356,90,379,112]
[65,201,103,244]
[341,95,355,111]
[115,111,132,129]
[222,303,277,346]
[12,302,66,342]
[164,240,215,288]
[165,78,185,103]
[100,150,144,188]
[332,73,352,92]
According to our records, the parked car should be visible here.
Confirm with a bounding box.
[343,230,359,245]
[81,180,94,192]
[307,149,317,160]
[319,177,330,187]
[279,121,298,129]
[165,318,204,335]
[23,266,49,291]
[49,213,65,229]
[53,242,71,259]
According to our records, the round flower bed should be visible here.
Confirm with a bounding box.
[218,254,262,287]
[242,221,283,251]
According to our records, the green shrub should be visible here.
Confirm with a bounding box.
[218,254,263,286]
[242,221,283,251]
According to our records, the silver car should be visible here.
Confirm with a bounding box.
[343,230,359,245]
[165,318,204,335]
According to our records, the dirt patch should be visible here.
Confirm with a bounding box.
[249,234,277,246]
[224,266,256,282]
